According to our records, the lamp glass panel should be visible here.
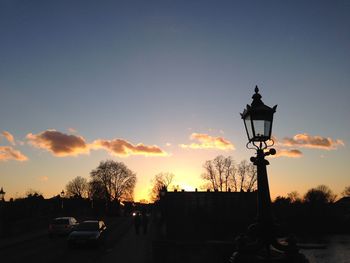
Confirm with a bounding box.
[264,120,271,137]
[252,120,271,139]
[244,116,253,140]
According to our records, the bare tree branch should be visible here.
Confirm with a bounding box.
[150,172,175,201]
[65,176,88,198]
[201,156,256,192]
[90,160,136,202]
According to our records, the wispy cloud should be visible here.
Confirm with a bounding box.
[274,149,303,158]
[38,176,49,182]
[0,146,28,161]
[68,128,77,133]
[180,133,235,150]
[26,130,89,157]
[92,139,167,157]
[270,133,344,159]
[281,133,344,150]
[1,131,16,145]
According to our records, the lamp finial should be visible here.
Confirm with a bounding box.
[252,86,262,104]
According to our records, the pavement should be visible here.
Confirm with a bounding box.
[0,228,47,249]
[101,220,153,263]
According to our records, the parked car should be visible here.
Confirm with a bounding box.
[49,217,79,237]
[68,220,107,248]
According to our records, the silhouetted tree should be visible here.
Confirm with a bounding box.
[90,160,136,202]
[237,160,257,192]
[304,185,336,204]
[202,155,237,191]
[150,172,175,202]
[25,189,44,199]
[65,176,88,198]
[224,156,237,191]
[342,186,350,197]
[302,185,337,233]
[201,156,257,192]
[274,196,291,205]
[88,179,106,200]
[287,191,302,203]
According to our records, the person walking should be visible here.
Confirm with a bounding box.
[134,212,141,235]
[141,211,149,235]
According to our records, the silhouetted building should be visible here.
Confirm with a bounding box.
[159,190,257,241]
[335,196,350,212]
[334,197,350,233]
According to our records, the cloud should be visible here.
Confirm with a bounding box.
[26,130,89,157]
[68,128,78,133]
[274,149,303,158]
[92,139,167,157]
[281,133,344,150]
[38,176,49,182]
[180,133,235,150]
[26,129,168,158]
[0,146,28,161]
[2,131,15,145]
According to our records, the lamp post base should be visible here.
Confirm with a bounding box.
[230,249,309,263]
[229,222,309,263]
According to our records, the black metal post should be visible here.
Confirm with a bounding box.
[230,147,309,262]
[232,87,309,262]
[255,149,273,225]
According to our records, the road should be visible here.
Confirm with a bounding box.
[100,219,153,263]
[0,216,145,263]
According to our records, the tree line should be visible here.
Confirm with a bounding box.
[149,155,350,205]
[10,154,350,205]
[275,184,338,205]
[149,155,257,202]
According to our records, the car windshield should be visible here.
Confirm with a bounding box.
[52,219,69,225]
[76,222,99,231]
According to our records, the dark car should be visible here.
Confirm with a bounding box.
[67,220,107,247]
[49,217,78,237]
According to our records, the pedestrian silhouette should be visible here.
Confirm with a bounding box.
[142,212,149,235]
[134,212,141,235]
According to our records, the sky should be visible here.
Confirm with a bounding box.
[1,0,349,202]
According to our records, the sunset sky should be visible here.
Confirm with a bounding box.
[1,0,349,202]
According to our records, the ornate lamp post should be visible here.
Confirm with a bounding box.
[230,86,308,262]
[241,86,277,227]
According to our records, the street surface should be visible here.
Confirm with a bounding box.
[101,220,153,263]
[0,216,152,263]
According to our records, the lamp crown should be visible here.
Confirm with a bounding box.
[252,85,263,106]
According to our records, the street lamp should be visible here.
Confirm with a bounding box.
[230,86,308,262]
[60,190,65,210]
[241,86,277,146]
[0,187,5,201]
[241,86,277,225]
